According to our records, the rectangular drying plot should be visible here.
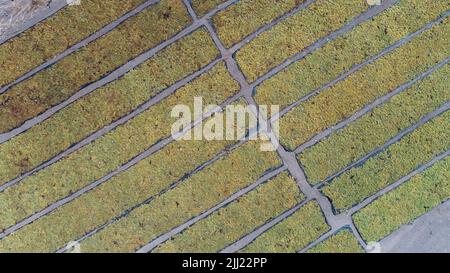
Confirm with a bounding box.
[0,28,219,187]
[0,131,239,252]
[279,17,450,151]
[191,0,228,17]
[152,171,304,253]
[306,229,364,253]
[0,0,191,134]
[0,0,147,88]
[353,156,450,243]
[254,0,450,110]
[298,62,450,185]
[235,0,369,82]
[0,62,240,232]
[212,0,306,48]
[322,111,450,212]
[240,201,330,253]
[0,99,249,252]
[73,140,282,253]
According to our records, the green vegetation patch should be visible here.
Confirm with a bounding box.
[299,63,450,185]
[0,0,191,134]
[240,201,330,253]
[0,29,219,187]
[0,0,147,88]
[77,140,282,252]
[307,229,364,253]
[322,111,450,212]
[279,17,450,151]
[255,0,449,110]
[212,0,305,48]
[0,62,240,232]
[235,0,369,82]
[191,0,228,17]
[153,171,304,253]
[353,156,450,243]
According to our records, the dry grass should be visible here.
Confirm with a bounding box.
[0,62,240,233]
[153,171,304,253]
[322,111,450,212]
[279,17,450,151]
[299,63,450,185]
[307,229,364,253]
[353,156,450,243]
[235,0,368,82]
[254,0,449,111]
[0,28,219,187]
[191,0,227,17]
[77,140,281,253]
[0,0,147,88]
[240,201,330,253]
[212,0,304,48]
[0,0,190,134]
